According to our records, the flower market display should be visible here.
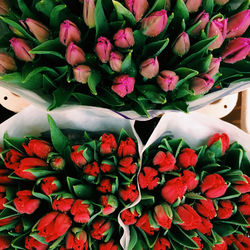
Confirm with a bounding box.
[0,115,140,249]
[121,132,250,249]
[0,0,249,116]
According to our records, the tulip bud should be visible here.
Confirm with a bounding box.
[173,32,190,56]
[83,162,100,181]
[226,10,250,39]
[95,37,112,63]
[73,65,91,84]
[0,169,14,184]
[0,52,17,74]
[90,218,112,240]
[109,51,123,72]
[99,240,118,250]
[24,18,49,42]
[153,203,172,229]
[25,236,48,250]
[214,0,229,5]
[140,57,159,79]
[238,194,250,216]
[0,235,11,250]
[190,73,215,95]
[97,178,113,193]
[47,153,65,171]
[111,75,135,98]
[178,148,197,168]
[66,228,88,250]
[184,0,202,13]
[121,208,139,225]
[118,137,137,158]
[0,0,9,15]
[119,157,137,175]
[83,0,95,28]
[135,213,159,235]
[125,0,149,21]
[113,27,134,48]
[141,10,167,37]
[196,216,213,235]
[233,175,250,194]
[119,184,139,203]
[154,238,171,250]
[40,176,62,196]
[4,149,23,170]
[139,166,160,190]
[190,11,209,37]
[222,37,250,64]
[181,170,199,191]
[157,70,179,92]
[59,20,81,46]
[207,133,229,155]
[207,57,221,77]
[153,151,176,172]
[100,133,117,154]
[208,18,227,50]
[66,42,85,66]
[9,38,35,62]
[195,198,216,219]
[217,200,233,219]
[70,145,87,167]
[0,186,7,210]
[101,194,118,215]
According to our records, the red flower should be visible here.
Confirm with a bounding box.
[181,170,199,191]
[83,161,99,177]
[0,169,14,184]
[4,149,23,169]
[100,163,114,173]
[99,240,118,250]
[119,184,139,203]
[233,175,250,194]
[153,237,170,250]
[238,194,250,216]
[153,151,176,172]
[217,200,233,219]
[196,216,213,236]
[118,138,136,158]
[201,174,227,198]
[0,235,12,250]
[153,204,172,230]
[25,236,48,250]
[66,229,88,250]
[212,241,227,250]
[22,139,52,159]
[37,211,72,243]
[15,222,23,233]
[14,190,40,214]
[176,204,201,230]
[70,145,87,168]
[100,133,117,154]
[120,208,139,225]
[70,199,92,223]
[97,179,112,193]
[195,199,216,219]
[139,166,159,190]
[101,195,117,215]
[52,197,74,212]
[41,177,61,196]
[233,234,250,250]
[118,157,137,175]
[0,216,18,227]
[177,148,197,168]
[136,213,159,235]
[15,158,47,180]
[192,237,203,250]
[161,177,187,204]
[90,218,111,240]
[207,133,229,155]
[0,186,7,211]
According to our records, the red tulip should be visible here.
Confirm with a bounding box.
[70,199,93,223]
[118,137,136,157]
[0,215,18,227]
[173,32,190,57]
[207,57,222,77]
[83,161,100,179]
[217,200,233,219]
[66,229,88,250]
[0,52,17,74]
[25,236,48,250]
[153,151,176,172]
[73,65,91,84]
[23,139,53,160]
[70,145,87,168]
[119,184,139,203]
[201,174,227,198]
[178,148,197,168]
[184,0,202,13]
[153,203,172,230]
[233,234,250,250]
[181,170,199,191]
[112,75,135,98]
[119,157,137,175]
[0,235,12,250]
[4,149,23,170]
[195,199,216,219]
[226,10,250,38]
[190,11,209,37]
[101,194,118,215]
[157,70,179,92]
[0,186,7,210]
[109,51,123,72]
[10,38,35,62]
[90,218,111,240]
[191,73,215,95]
[40,176,61,196]
[153,237,170,250]
[192,237,203,250]
[100,133,117,154]
[233,174,250,194]
[208,133,230,155]
[99,240,118,250]
[83,0,95,28]
[0,169,13,184]
[197,216,213,236]
[136,213,159,235]
[59,20,81,46]
[124,0,149,21]
[113,27,134,48]
[97,178,112,193]
[139,166,159,190]
[95,37,112,63]
[100,162,114,173]
[52,197,74,212]
[238,194,250,216]
[49,155,65,171]
[120,208,139,225]
[66,42,85,66]
[212,240,227,250]
[140,57,159,79]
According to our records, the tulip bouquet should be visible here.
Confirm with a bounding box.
[0,0,249,116]
[121,133,250,249]
[0,115,140,249]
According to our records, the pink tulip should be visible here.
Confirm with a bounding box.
[124,0,149,21]
[66,42,85,66]
[184,0,202,13]
[226,10,250,39]
[173,32,190,57]
[191,74,214,95]
[222,37,250,64]
[24,18,49,42]
[208,18,227,50]
[83,0,95,28]
[0,0,9,15]
[190,11,209,37]
[0,52,17,74]
[140,57,159,79]
[9,38,35,62]
[73,65,91,84]
[206,57,221,77]
[113,28,134,48]
[157,70,179,92]
[141,10,167,37]
[111,75,135,98]
[95,37,113,63]
[109,51,123,72]
[214,0,229,5]
[59,20,81,46]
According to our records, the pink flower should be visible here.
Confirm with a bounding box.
[125,0,149,21]
[66,42,85,66]
[207,57,221,77]
[190,11,209,37]
[173,32,190,56]
[157,70,179,92]
[0,52,17,74]
[113,27,134,48]
[191,73,214,95]
[111,75,135,98]
[59,20,81,46]
[109,51,123,72]
[95,37,113,63]
[83,0,96,28]
[73,65,91,84]
[184,0,202,13]
[140,57,159,79]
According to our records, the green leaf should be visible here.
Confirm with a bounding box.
[185,192,206,200]
[121,52,132,74]
[112,0,136,25]
[213,223,237,237]
[95,0,109,38]
[140,193,155,206]
[25,168,56,179]
[3,133,26,152]
[67,177,80,195]
[173,209,183,225]
[96,87,125,106]
[118,128,129,142]
[173,68,198,91]
[49,235,65,249]
[72,93,103,106]
[225,149,243,170]
[174,0,189,21]
[202,0,214,15]
[133,30,147,54]
[146,0,166,16]
[88,70,101,95]
[30,232,48,245]
[218,210,249,226]
[35,0,55,17]
[127,93,149,117]
[0,72,22,85]
[11,233,27,249]
[142,39,169,58]
[159,138,173,153]
[17,0,35,19]
[188,54,213,73]
[217,186,241,200]
[137,228,159,248]
[137,85,166,104]
[50,5,67,28]
[128,226,138,250]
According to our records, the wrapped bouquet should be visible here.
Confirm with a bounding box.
[0,0,249,117]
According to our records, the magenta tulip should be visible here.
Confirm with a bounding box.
[173,32,190,56]
[109,51,123,72]
[95,37,113,63]
[157,70,179,92]
[0,53,17,74]
[113,28,134,48]
[222,37,250,64]
[141,10,167,37]
[206,57,221,77]
[83,0,95,28]
[140,57,159,79]
[73,65,91,84]
[191,74,215,95]
[111,75,135,98]
[59,20,81,46]
[184,0,202,13]
[190,11,209,37]
[66,42,85,66]
[124,0,149,21]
